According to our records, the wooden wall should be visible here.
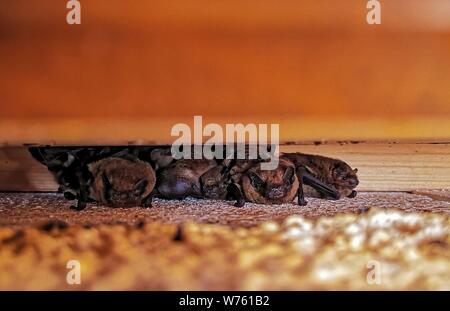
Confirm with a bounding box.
[1,0,450,143]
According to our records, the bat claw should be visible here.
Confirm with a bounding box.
[70,203,86,211]
[141,194,153,208]
[348,190,357,198]
[234,199,245,207]
[63,191,77,201]
[331,192,341,200]
[298,198,308,206]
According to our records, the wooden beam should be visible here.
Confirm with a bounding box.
[1,118,450,146]
[411,190,450,202]
[1,142,449,192]
[2,1,450,122]
[282,142,450,191]
[0,147,58,191]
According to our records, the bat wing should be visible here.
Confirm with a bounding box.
[303,172,340,199]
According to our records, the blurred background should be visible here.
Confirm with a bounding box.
[1,0,450,143]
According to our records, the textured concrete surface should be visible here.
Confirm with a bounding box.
[0,207,449,290]
[0,192,450,229]
[1,192,449,290]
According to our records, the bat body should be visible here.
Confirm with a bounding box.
[146,147,346,207]
[29,146,359,209]
[227,154,357,207]
[282,152,359,205]
[240,157,299,205]
[29,146,157,210]
[151,146,259,203]
[157,159,225,199]
[88,157,156,208]
[29,146,101,210]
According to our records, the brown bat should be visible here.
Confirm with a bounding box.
[156,159,230,199]
[151,147,354,208]
[238,157,299,205]
[88,157,156,208]
[281,152,359,205]
[29,146,158,210]
[222,155,344,207]
[151,147,260,203]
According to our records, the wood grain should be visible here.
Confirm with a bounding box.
[0,147,58,191]
[1,142,449,192]
[411,190,450,202]
[1,0,450,124]
[1,117,450,146]
[282,142,450,191]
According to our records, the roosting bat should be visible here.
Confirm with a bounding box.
[238,157,299,205]
[29,146,103,209]
[153,156,235,202]
[151,147,262,205]
[29,146,358,209]
[29,146,157,210]
[151,147,343,207]
[226,154,355,207]
[281,152,359,205]
[88,157,156,208]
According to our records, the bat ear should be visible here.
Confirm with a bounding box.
[150,149,162,161]
[101,172,113,201]
[248,171,265,193]
[353,168,358,174]
[133,179,148,196]
[283,167,295,185]
[333,162,346,174]
[151,148,174,169]
[62,153,75,168]
[102,172,111,189]
[87,162,94,171]
[88,161,99,174]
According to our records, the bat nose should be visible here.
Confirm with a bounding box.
[268,187,284,199]
[350,179,359,187]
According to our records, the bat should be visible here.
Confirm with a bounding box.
[29,146,358,209]
[88,157,156,208]
[155,158,220,199]
[151,146,260,205]
[239,157,299,205]
[29,146,157,210]
[281,152,359,205]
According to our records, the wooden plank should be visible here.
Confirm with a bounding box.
[282,142,450,191]
[0,142,449,192]
[411,190,450,202]
[1,117,450,146]
[0,147,58,191]
[1,1,450,122]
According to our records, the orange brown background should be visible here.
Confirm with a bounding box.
[1,0,450,143]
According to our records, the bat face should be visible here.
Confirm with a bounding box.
[102,176,149,207]
[200,164,229,200]
[331,162,359,197]
[242,159,299,204]
[89,157,155,207]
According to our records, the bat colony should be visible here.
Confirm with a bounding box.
[29,146,359,210]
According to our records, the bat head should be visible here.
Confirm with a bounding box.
[89,158,155,207]
[200,164,229,200]
[331,161,359,191]
[243,159,298,204]
[101,173,150,207]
